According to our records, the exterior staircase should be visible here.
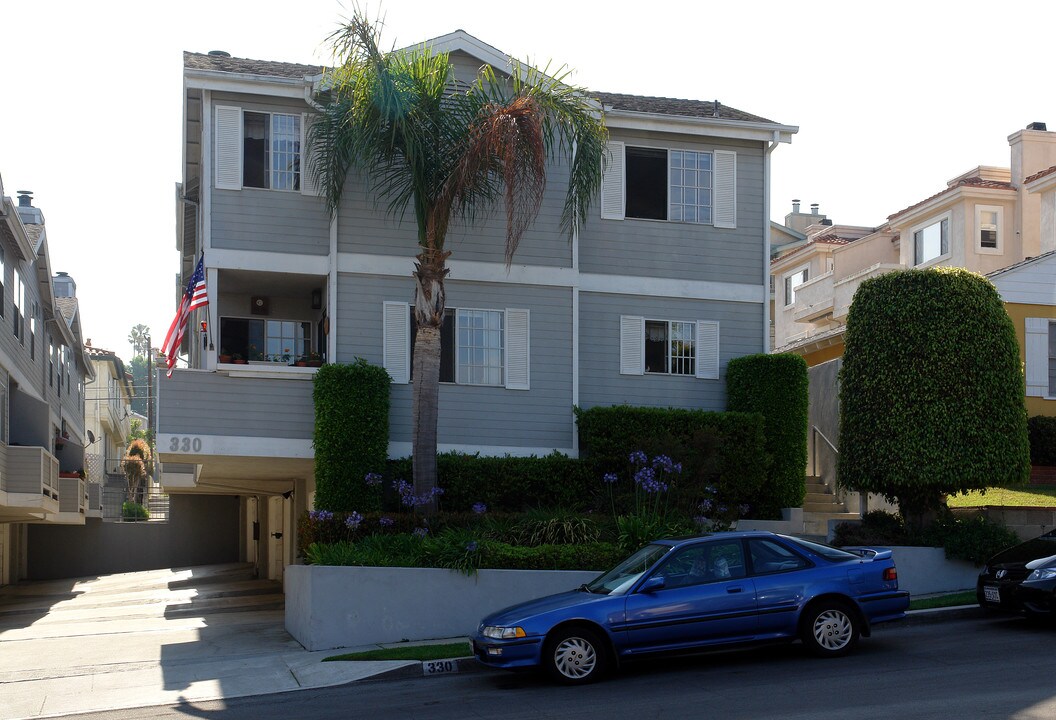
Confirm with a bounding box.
[802,475,860,537]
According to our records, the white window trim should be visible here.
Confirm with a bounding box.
[975,204,1004,255]
[910,213,952,267]
[453,306,506,388]
[215,106,307,194]
[1025,317,1055,399]
[783,265,809,308]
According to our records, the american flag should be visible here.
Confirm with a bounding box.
[161,255,207,377]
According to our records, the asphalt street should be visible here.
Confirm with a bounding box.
[67,613,1056,720]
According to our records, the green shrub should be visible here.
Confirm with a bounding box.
[387,452,597,512]
[511,509,601,546]
[838,267,1030,520]
[831,510,910,547]
[726,353,809,514]
[313,360,390,512]
[575,405,770,519]
[121,501,149,521]
[1028,416,1056,466]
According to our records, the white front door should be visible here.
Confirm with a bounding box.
[267,495,287,582]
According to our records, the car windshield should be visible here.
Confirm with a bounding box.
[781,535,862,562]
[586,543,671,595]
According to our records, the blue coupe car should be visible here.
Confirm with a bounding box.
[473,531,908,684]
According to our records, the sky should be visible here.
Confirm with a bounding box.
[2,0,1054,360]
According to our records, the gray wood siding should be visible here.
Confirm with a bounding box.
[208,92,329,255]
[158,371,314,439]
[6,446,51,494]
[336,273,574,451]
[336,162,574,268]
[577,291,764,412]
[578,132,766,285]
[0,250,43,394]
[211,189,329,255]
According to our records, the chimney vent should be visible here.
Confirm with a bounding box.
[16,190,33,207]
[1028,121,1048,131]
[53,272,77,298]
[208,50,232,58]
[792,199,801,213]
[810,203,820,215]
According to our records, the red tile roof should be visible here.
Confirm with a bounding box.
[888,176,1015,221]
[1025,165,1056,184]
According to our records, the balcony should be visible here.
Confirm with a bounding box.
[791,272,835,323]
[832,262,903,321]
[157,369,315,493]
[86,481,103,518]
[1,446,60,522]
[53,474,88,524]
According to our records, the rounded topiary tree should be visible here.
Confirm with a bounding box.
[313,359,391,512]
[726,353,808,517]
[837,267,1030,525]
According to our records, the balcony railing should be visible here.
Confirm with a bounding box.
[3,446,60,516]
[58,475,87,515]
[832,262,903,320]
[791,272,835,323]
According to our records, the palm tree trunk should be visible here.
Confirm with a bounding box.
[411,248,450,509]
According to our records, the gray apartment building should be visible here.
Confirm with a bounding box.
[157,31,797,582]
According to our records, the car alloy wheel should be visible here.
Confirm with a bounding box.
[802,602,859,657]
[545,627,607,684]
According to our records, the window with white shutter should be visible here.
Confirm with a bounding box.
[713,150,737,229]
[301,113,320,197]
[600,141,625,220]
[383,302,410,384]
[621,315,719,379]
[505,308,530,390]
[214,106,242,190]
[695,321,720,380]
[620,315,645,375]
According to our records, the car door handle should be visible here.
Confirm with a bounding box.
[727,586,743,594]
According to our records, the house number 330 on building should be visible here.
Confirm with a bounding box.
[169,436,203,452]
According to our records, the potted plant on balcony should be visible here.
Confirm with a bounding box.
[248,344,263,362]
[219,348,232,363]
[232,353,246,365]
[306,351,323,368]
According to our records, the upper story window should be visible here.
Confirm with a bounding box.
[601,141,736,228]
[783,267,809,307]
[0,244,5,318]
[219,317,312,363]
[913,217,949,266]
[645,320,696,375]
[620,315,720,380]
[243,111,301,191]
[29,302,37,359]
[976,205,1003,254]
[12,266,24,343]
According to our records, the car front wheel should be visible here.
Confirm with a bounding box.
[802,601,859,657]
[544,626,608,684]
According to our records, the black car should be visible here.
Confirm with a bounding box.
[977,529,1056,619]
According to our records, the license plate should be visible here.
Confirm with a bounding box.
[983,585,1001,604]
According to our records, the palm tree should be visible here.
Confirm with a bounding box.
[308,14,607,500]
[127,324,150,358]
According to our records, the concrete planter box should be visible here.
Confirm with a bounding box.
[889,546,979,596]
[285,565,599,651]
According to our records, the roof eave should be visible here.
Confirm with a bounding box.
[888,185,1016,226]
[184,68,310,98]
[604,109,797,143]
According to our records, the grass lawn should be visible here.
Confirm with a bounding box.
[947,486,1056,508]
[324,642,472,662]
[908,591,976,611]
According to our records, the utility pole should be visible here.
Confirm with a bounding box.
[146,334,153,433]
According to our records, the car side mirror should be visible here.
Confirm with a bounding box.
[639,576,666,593]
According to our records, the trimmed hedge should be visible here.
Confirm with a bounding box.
[1028,416,1056,466]
[387,452,597,512]
[726,353,808,514]
[313,360,391,512]
[838,267,1030,516]
[574,405,770,518]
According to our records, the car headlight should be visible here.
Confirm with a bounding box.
[1027,568,1056,582]
[482,625,527,640]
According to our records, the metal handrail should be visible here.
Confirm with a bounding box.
[810,425,839,476]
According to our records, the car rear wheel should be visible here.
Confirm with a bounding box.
[802,601,859,657]
[544,626,608,684]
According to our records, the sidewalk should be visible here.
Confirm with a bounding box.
[0,564,418,720]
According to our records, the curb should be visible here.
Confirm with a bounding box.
[898,604,985,626]
[360,656,494,683]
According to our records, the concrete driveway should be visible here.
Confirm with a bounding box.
[0,564,412,719]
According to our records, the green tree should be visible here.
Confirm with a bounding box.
[308,13,607,500]
[837,267,1030,527]
[128,324,150,358]
[129,355,148,416]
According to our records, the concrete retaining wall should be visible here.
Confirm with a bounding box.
[889,546,979,595]
[951,506,1056,542]
[285,565,599,651]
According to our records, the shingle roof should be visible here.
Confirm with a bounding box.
[887,176,1015,221]
[594,92,775,124]
[1025,165,1056,184]
[25,224,42,245]
[184,51,323,79]
[987,249,1056,278]
[183,52,781,125]
[770,236,851,266]
[54,297,77,323]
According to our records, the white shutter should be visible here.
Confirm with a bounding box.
[695,320,720,380]
[1025,317,1050,397]
[505,308,530,390]
[214,105,242,190]
[383,302,410,384]
[300,113,320,197]
[601,141,625,220]
[713,150,737,229]
[620,315,644,375]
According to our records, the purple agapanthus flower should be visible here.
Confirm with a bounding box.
[699,499,714,513]
[344,511,363,530]
[412,527,429,539]
[364,472,384,487]
[628,450,648,466]
[309,509,334,522]
[472,502,487,514]
[379,516,395,527]
[602,473,619,484]
[465,541,479,552]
